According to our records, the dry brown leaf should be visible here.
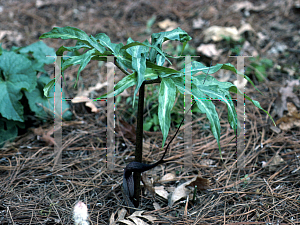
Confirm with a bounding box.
[141,173,155,196]
[113,211,157,225]
[36,0,69,8]
[168,176,211,206]
[241,41,259,57]
[0,30,23,45]
[117,208,127,221]
[153,202,161,210]
[186,176,211,191]
[203,26,241,42]
[230,1,266,12]
[276,102,300,131]
[262,152,285,171]
[196,44,223,59]
[154,186,169,200]
[199,159,215,167]
[274,80,300,117]
[115,119,136,143]
[160,173,176,182]
[233,77,248,90]
[192,18,206,29]
[73,201,89,225]
[158,19,178,31]
[32,126,56,146]
[168,181,190,206]
[71,81,107,113]
[238,23,255,36]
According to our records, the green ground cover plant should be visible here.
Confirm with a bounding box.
[40,26,274,207]
[0,41,72,147]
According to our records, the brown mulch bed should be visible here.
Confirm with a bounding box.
[1,0,300,224]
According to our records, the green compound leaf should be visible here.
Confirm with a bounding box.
[150,27,192,66]
[125,38,149,106]
[171,76,222,155]
[40,26,106,54]
[60,49,97,87]
[93,33,124,55]
[99,68,159,99]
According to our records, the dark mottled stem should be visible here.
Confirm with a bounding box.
[132,82,145,207]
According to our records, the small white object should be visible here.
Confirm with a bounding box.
[73,201,89,225]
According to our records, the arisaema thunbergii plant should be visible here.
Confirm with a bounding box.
[40,26,274,207]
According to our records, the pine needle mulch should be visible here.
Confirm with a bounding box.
[1,84,299,224]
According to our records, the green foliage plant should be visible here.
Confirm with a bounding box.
[246,56,273,82]
[0,41,72,147]
[40,26,274,207]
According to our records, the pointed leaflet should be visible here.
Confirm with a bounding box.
[93,33,123,55]
[171,76,222,153]
[60,49,97,87]
[158,78,176,147]
[193,78,240,137]
[149,27,192,66]
[56,44,91,56]
[120,40,172,65]
[43,78,55,97]
[220,63,262,94]
[40,26,106,54]
[125,38,149,105]
[179,61,223,76]
[98,68,159,99]
[146,61,181,78]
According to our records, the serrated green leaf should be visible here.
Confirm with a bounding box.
[158,78,176,147]
[0,51,36,122]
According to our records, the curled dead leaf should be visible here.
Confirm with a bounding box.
[160,173,176,182]
[186,176,211,191]
[276,102,300,131]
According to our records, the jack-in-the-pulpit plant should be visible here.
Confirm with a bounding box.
[40,26,274,207]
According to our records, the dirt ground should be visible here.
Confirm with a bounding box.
[0,0,300,224]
